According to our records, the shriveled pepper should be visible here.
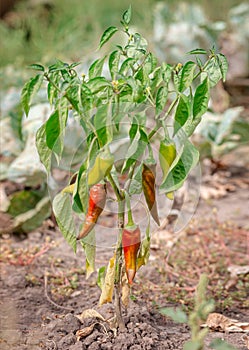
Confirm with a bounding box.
[122,224,141,284]
[142,164,160,225]
[77,183,106,240]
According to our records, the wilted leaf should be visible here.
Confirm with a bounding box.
[121,270,130,308]
[81,230,96,278]
[99,255,115,305]
[77,309,105,322]
[203,313,249,333]
[76,324,95,340]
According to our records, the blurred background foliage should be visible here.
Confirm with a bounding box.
[0,0,246,68]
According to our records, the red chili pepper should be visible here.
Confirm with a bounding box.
[142,164,160,225]
[77,183,106,240]
[122,225,141,284]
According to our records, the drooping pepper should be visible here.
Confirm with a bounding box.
[77,183,106,240]
[142,164,160,225]
[122,225,141,284]
[88,147,114,187]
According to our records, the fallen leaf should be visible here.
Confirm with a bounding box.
[242,335,249,349]
[228,265,249,276]
[76,309,105,323]
[76,324,95,340]
[203,313,249,333]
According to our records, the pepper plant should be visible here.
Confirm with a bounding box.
[21,7,228,330]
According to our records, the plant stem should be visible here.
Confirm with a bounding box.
[107,173,126,330]
[114,195,126,331]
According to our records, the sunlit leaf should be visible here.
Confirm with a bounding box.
[174,94,191,135]
[187,48,207,55]
[156,86,168,115]
[53,192,77,252]
[193,77,209,120]
[179,61,196,92]
[21,74,44,116]
[122,5,132,25]
[99,26,118,49]
[89,56,106,80]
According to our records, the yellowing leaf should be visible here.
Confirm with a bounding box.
[62,183,75,194]
[159,141,176,182]
[99,255,115,306]
[121,269,130,308]
[166,192,174,200]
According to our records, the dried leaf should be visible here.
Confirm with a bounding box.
[76,324,95,340]
[242,335,249,350]
[76,309,105,322]
[228,265,249,277]
[99,255,115,306]
[203,313,249,333]
[121,269,130,308]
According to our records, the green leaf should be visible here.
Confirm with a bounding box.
[160,307,188,323]
[45,110,60,151]
[174,94,191,135]
[122,5,132,25]
[202,57,222,88]
[119,58,136,75]
[210,339,236,350]
[88,56,106,79]
[187,48,207,55]
[21,74,44,116]
[47,72,60,105]
[129,163,143,195]
[94,104,111,146]
[156,86,168,115]
[122,125,148,173]
[28,64,45,72]
[217,53,228,82]
[183,340,202,350]
[13,196,51,233]
[80,230,96,278]
[53,192,77,252]
[87,77,111,94]
[193,77,210,120]
[160,139,199,193]
[159,141,176,182]
[73,163,89,213]
[179,61,196,92]
[97,266,106,290]
[66,85,80,111]
[99,26,118,49]
[109,50,120,79]
[36,123,52,172]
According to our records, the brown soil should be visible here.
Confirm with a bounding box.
[0,163,248,350]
